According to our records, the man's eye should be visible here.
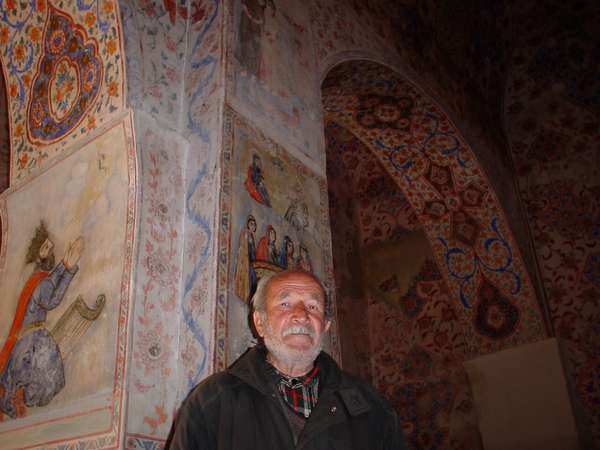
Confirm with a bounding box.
[280,302,290,308]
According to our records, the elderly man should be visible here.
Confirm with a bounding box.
[167,270,406,449]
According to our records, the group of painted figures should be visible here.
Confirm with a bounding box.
[235,215,313,302]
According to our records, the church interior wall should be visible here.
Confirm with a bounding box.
[119,0,224,447]
[0,0,597,448]
[505,4,600,442]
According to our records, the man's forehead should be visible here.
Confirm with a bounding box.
[278,290,322,301]
[266,273,324,299]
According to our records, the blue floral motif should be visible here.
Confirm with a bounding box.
[375,113,466,177]
[76,0,110,32]
[0,0,35,30]
[439,217,521,308]
[183,163,211,388]
[187,0,219,142]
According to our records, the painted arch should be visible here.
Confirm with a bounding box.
[322,60,546,358]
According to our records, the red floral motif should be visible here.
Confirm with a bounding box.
[133,322,173,377]
[450,210,481,248]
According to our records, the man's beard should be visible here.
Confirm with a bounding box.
[38,253,55,272]
[261,314,323,372]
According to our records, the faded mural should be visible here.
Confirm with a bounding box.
[227,0,323,163]
[0,115,135,448]
[217,108,335,369]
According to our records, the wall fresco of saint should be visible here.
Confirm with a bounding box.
[0,115,135,449]
[227,0,323,165]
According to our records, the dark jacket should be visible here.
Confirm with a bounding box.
[167,346,406,450]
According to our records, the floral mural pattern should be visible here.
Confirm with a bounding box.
[309,0,395,64]
[120,0,222,446]
[27,5,104,144]
[0,0,125,181]
[127,119,185,441]
[327,121,481,450]
[323,61,546,358]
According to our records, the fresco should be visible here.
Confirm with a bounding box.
[121,0,220,130]
[322,60,546,358]
[0,0,125,182]
[177,0,222,412]
[125,111,186,445]
[327,121,481,450]
[121,1,223,446]
[505,4,600,445]
[216,108,335,370]
[310,0,395,65]
[227,0,323,163]
[0,114,135,449]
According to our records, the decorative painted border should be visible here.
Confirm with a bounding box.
[125,433,165,450]
[0,111,137,449]
[0,198,6,271]
[215,106,337,371]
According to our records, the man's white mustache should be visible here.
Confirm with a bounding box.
[282,325,315,337]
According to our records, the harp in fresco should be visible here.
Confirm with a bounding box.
[51,294,106,359]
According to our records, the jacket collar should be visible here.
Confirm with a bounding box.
[227,345,343,397]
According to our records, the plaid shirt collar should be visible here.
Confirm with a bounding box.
[269,364,320,419]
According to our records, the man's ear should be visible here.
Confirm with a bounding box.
[324,320,332,333]
[253,311,265,338]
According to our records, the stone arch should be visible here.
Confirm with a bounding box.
[322,59,546,358]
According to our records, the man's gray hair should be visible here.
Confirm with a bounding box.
[250,271,332,320]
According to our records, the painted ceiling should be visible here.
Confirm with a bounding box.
[324,0,600,444]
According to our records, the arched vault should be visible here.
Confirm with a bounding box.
[322,60,546,357]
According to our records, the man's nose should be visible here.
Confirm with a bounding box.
[290,303,309,321]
